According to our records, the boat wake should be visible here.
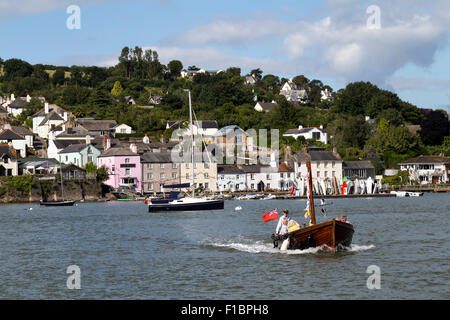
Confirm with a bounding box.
[201,239,375,255]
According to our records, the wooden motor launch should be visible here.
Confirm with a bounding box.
[272,161,354,251]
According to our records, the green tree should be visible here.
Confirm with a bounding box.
[111,81,124,97]
[168,60,183,78]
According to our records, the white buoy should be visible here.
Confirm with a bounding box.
[235,206,242,211]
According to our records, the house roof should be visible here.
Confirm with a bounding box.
[98,147,139,157]
[218,165,244,174]
[39,111,64,126]
[166,120,218,129]
[284,126,326,135]
[0,107,8,114]
[399,155,450,165]
[32,104,68,117]
[76,119,118,132]
[11,126,32,136]
[59,144,98,154]
[0,144,15,160]
[140,152,173,163]
[214,125,247,136]
[343,161,375,169]
[256,102,278,111]
[237,164,275,173]
[308,151,342,161]
[8,98,26,108]
[0,129,25,140]
[53,139,85,149]
[61,163,86,172]
[56,127,89,138]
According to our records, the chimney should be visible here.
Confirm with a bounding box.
[130,143,137,154]
[319,125,323,129]
[11,93,15,101]
[86,135,92,145]
[143,134,150,144]
[298,125,303,130]
[160,134,164,144]
[26,94,31,103]
[44,102,49,114]
[106,138,111,150]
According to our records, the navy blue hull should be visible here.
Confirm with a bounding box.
[148,199,224,212]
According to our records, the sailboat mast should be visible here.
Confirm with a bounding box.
[60,162,64,201]
[188,90,195,198]
[306,161,316,225]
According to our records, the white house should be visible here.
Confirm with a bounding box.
[245,75,257,85]
[320,88,333,101]
[167,120,218,142]
[217,165,246,192]
[280,81,309,103]
[254,101,278,112]
[32,103,71,138]
[0,128,29,157]
[6,94,30,117]
[0,144,18,176]
[283,125,328,145]
[114,124,133,135]
[293,150,343,184]
[399,155,450,184]
[58,143,101,167]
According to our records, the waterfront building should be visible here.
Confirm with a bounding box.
[141,152,180,194]
[58,143,101,167]
[238,164,278,191]
[343,161,376,179]
[293,149,343,183]
[180,159,218,192]
[217,165,246,192]
[97,147,142,192]
[0,128,28,157]
[399,155,450,184]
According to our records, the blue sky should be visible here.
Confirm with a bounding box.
[0,0,449,112]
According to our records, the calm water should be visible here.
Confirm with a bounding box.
[0,194,449,299]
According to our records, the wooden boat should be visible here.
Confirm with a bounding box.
[273,162,354,252]
[40,200,76,206]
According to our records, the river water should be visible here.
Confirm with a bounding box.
[0,194,448,299]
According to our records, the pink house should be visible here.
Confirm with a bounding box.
[97,147,142,192]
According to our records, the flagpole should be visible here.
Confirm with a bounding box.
[306,161,316,225]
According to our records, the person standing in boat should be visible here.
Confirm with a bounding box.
[275,210,291,236]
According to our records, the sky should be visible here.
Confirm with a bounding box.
[0,0,449,113]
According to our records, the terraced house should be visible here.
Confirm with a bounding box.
[141,152,180,194]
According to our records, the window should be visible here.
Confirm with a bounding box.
[172,173,177,179]
[251,183,254,189]
[65,155,68,162]
[317,171,320,177]
[324,171,328,177]
[186,173,189,179]
[160,173,165,179]
[267,183,271,189]
[147,163,152,169]
[121,128,126,133]
[147,173,153,180]
[160,163,164,169]
[205,183,209,189]
[172,163,177,169]
[204,163,209,169]
[332,161,335,168]
[186,163,190,169]
[148,183,153,190]
[204,173,209,178]
[324,162,328,168]
[125,169,130,176]
[332,171,335,177]
[312,132,321,140]
[250,174,254,180]
[267,174,271,180]
[125,158,130,164]
[280,173,284,178]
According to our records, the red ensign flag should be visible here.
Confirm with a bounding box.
[262,208,279,223]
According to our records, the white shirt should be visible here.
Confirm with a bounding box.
[275,215,291,234]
